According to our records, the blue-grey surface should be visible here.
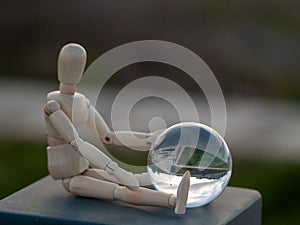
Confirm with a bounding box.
[0,176,261,225]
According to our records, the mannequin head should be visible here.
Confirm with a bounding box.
[57,43,87,94]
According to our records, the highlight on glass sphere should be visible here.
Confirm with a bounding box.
[147,122,232,208]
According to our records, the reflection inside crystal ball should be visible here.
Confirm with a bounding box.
[147,122,232,208]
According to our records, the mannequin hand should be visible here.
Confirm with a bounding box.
[106,162,139,191]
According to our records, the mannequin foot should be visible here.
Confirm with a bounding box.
[175,170,190,214]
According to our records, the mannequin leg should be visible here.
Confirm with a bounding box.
[82,168,152,187]
[63,175,175,207]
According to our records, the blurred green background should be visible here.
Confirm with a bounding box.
[1,1,300,224]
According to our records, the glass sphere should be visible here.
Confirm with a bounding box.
[147,122,232,208]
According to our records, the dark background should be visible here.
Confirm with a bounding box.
[1,1,300,224]
[1,0,300,101]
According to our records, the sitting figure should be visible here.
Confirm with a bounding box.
[44,43,190,214]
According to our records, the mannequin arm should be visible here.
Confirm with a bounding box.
[45,100,139,190]
[108,129,165,151]
[87,105,164,151]
[86,104,111,141]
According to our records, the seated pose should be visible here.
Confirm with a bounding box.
[44,43,190,214]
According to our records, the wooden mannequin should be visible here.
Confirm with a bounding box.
[44,43,190,214]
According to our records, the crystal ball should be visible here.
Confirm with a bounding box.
[147,122,232,207]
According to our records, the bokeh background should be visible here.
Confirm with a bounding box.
[1,1,300,224]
